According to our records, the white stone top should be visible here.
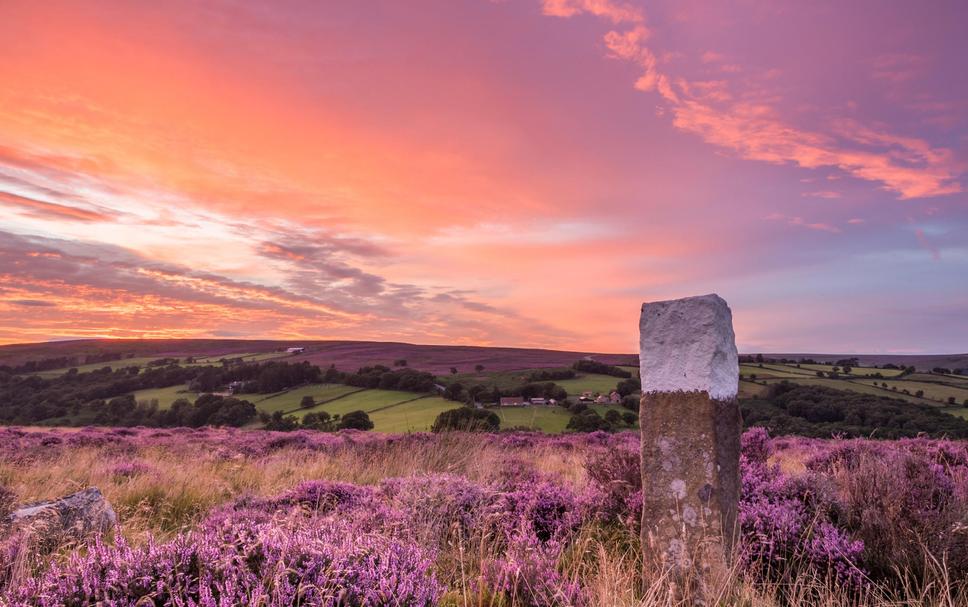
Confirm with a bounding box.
[639,293,738,400]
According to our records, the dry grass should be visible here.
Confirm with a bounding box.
[2,432,966,606]
[0,435,588,542]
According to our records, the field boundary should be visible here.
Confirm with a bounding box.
[278,387,369,415]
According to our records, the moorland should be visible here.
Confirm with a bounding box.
[1,339,967,606]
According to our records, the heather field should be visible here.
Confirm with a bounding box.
[1,426,966,606]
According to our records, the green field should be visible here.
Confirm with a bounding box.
[26,351,294,379]
[445,368,625,398]
[849,366,907,378]
[243,384,363,415]
[187,352,292,365]
[905,373,968,387]
[738,380,767,399]
[296,388,432,418]
[367,397,461,433]
[495,404,631,433]
[552,373,624,395]
[740,364,810,379]
[130,385,196,409]
[794,363,905,378]
[31,356,166,379]
[757,377,937,405]
[877,380,968,404]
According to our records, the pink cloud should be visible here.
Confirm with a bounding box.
[802,190,842,199]
[766,213,842,234]
[542,0,964,199]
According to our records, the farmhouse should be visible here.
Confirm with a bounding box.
[609,391,621,404]
[529,397,547,405]
[285,347,306,354]
[500,396,526,407]
[579,391,594,402]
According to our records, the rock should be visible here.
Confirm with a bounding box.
[638,294,741,594]
[7,487,116,540]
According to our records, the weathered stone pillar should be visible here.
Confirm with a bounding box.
[639,294,741,591]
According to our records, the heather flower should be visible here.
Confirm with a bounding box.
[480,529,584,607]
[109,460,156,480]
[10,518,443,606]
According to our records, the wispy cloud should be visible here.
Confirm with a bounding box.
[541,0,964,199]
[0,190,114,222]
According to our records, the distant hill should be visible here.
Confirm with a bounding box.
[0,339,636,375]
[0,339,964,374]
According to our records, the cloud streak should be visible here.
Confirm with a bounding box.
[541,0,965,199]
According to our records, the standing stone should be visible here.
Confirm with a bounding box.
[638,294,741,591]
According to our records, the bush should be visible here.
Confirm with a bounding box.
[338,410,374,431]
[263,410,300,431]
[572,360,631,378]
[431,407,500,432]
[604,409,623,425]
[10,520,443,606]
[615,377,640,396]
[566,409,612,432]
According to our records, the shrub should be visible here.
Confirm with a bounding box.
[431,407,499,432]
[10,520,443,606]
[339,410,374,431]
[566,409,612,433]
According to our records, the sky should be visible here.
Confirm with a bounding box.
[0,0,966,354]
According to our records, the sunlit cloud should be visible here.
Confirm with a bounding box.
[0,0,964,352]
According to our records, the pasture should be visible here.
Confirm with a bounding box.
[496,403,631,432]
[131,385,196,409]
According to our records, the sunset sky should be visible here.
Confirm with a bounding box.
[0,0,965,353]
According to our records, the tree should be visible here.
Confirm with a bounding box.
[842,366,852,375]
[443,382,465,402]
[566,409,612,432]
[915,390,924,398]
[816,371,824,378]
[302,411,333,431]
[604,409,623,425]
[948,397,956,406]
[450,367,458,375]
[621,411,638,426]
[474,364,485,373]
[394,359,407,367]
[339,410,374,431]
[300,395,315,409]
[264,410,299,431]
[616,377,641,397]
[431,407,500,432]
